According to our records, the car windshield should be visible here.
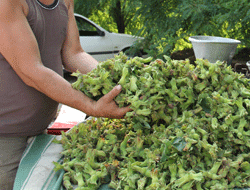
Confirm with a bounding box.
[75,16,112,36]
[75,16,100,36]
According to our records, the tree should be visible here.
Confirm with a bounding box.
[74,0,250,58]
[136,0,250,58]
[74,0,142,34]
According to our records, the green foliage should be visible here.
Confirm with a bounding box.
[58,54,250,189]
[136,0,250,58]
[74,0,142,34]
[89,10,118,33]
[74,0,250,58]
[74,0,99,17]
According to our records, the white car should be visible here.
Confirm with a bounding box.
[74,13,144,62]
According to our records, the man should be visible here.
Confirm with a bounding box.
[0,0,131,189]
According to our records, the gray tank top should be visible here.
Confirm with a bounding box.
[0,0,68,136]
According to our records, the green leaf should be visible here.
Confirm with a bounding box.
[172,137,187,152]
[200,98,211,113]
[133,116,151,129]
[161,140,172,162]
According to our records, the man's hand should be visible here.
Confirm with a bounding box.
[93,85,132,119]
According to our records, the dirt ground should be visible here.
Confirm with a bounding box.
[170,47,250,76]
[170,47,250,65]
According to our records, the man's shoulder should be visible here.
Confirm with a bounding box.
[0,0,28,18]
[63,0,73,10]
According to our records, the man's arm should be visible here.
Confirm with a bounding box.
[0,0,130,119]
[61,0,98,74]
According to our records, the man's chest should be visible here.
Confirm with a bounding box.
[38,0,56,5]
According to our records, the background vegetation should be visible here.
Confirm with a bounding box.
[74,0,250,59]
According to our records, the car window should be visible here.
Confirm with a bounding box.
[75,16,100,36]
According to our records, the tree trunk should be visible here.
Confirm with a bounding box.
[111,0,126,33]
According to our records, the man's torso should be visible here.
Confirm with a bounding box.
[0,0,69,137]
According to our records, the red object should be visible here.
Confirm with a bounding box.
[47,105,86,135]
[47,122,78,135]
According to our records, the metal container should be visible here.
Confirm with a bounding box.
[246,61,250,71]
[189,36,241,65]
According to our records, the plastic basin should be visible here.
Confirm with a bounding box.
[189,36,241,64]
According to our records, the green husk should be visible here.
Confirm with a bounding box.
[55,52,250,189]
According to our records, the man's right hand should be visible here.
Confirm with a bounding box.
[93,85,132,119]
